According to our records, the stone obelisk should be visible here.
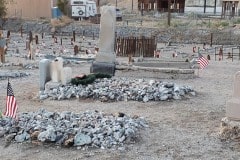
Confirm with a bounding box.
[90,6,116,75]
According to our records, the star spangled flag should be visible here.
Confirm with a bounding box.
[197,53,209,70]
[4,81,18,118]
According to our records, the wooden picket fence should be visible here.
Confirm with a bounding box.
[115,36,156,57]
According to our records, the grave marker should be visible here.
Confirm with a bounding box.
[39,57,72,92]
[50,57,63,83]
[226,71,240,120]
[39,59,52,92]
[90,6,116,75]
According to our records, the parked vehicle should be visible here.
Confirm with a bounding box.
[116,8,122,21]
[71,0,97,19]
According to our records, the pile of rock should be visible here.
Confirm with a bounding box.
[0,109,147,149]
[0,71,30,80]
[40,77,196,102]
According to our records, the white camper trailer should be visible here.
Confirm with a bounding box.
[71,0,97,19]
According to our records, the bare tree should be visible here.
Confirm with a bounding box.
[57,0,69,15]
[0,0,7,29]
[0,0,7,18]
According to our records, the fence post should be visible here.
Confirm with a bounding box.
[20,25,23,38]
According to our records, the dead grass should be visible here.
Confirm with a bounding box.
[50,16,73,27]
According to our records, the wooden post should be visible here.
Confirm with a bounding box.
[210,33,213,47]
[83,30,85,37]
[20,26,23,38]
[29,31,33,44]
[0,47,5,63]
[168,0,171,26]
[35,35,38,44]
[7,30,10,39]
[215,47,217,61]
[73,31,76,42]
[41,26,44,39]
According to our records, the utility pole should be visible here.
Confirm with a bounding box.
[97,0,100,14]
[132,0,133,11]
[168,0,171,26]
[214,0,217,14]
[204,0,207,13]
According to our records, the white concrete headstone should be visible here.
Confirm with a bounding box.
[96,6,116,63]
[39,59,51,91]
[61,67,72,85]
[50,57,63,83]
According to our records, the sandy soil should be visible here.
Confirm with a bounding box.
[0,44,240,160]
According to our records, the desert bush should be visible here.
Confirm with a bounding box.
[51,16,73,27]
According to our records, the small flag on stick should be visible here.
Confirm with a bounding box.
[197,53,209,70]
[4,80,18,118]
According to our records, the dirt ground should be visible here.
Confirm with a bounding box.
[0,47,240,160]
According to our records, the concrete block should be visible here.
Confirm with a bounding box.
[90,61,115,76]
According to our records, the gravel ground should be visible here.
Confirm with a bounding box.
[0,50,240,160]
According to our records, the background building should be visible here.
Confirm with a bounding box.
[137,0,240,15]
[6,0,57,19]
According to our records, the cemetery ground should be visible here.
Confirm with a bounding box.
[1,15,240,159]
[0,51,240,159]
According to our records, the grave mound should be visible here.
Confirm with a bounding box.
[0,109,147,149]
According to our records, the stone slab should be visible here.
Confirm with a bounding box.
[45,81,61,92]
[133,62,191,69]
[226,71,240,120]
[115,65,195,79]
[61,67,72,85]
[226,98,240,120]
[90,61,115,76]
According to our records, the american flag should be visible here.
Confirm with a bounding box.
[197,53,209,70]
[4,81,18,118]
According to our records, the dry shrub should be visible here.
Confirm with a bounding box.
[50,16,73,27]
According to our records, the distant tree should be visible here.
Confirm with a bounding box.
[57,0,69,15]
[0,0,7,19]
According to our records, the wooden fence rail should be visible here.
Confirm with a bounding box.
[115,36,156,57]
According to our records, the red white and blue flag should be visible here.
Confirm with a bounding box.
[197,53,209,70]
[4,81,18,118]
